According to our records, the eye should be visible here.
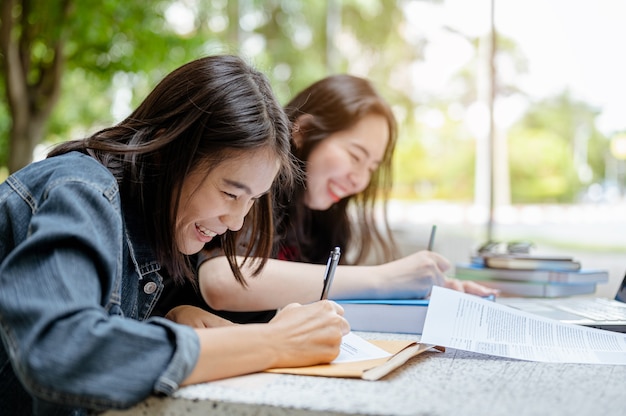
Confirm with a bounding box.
[223,192,238,200]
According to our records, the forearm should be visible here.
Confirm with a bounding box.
[200,256,383,311]
[182,301,347,385]
[182,324,277,384]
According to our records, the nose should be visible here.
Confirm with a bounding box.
[220,211,245,232]
[220,201,252,232]
[348,167,371,193]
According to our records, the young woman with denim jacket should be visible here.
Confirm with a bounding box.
[156,75,497,327]
[0,55,349,415]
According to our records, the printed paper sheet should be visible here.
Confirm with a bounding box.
[421,286,626,364]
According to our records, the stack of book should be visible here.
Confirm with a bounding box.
[455,253,609,297]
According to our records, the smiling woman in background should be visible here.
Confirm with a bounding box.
[157,74,495,327]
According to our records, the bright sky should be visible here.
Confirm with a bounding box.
[496,0,626,135]
[404,0,626,135]
[449,0,625,135]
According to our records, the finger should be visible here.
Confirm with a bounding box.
[318,301,350,334]
[444,277,466,292]
[421,250,452,273]
[462,281,501,297]
[325,300,345,316]
[280,302,302,312]
[340,315,351,335]
[436,271,449,287]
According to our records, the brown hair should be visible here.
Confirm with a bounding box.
[282,74,398,264]
[49,55,296,284]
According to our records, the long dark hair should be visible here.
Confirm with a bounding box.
[281,74,398,264]
[49,55,296,284]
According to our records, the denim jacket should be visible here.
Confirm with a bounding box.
[0,152,200,415]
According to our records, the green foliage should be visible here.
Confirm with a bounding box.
[393,133,428,199]
[508,128,579,203]
[64,1,202,75]
[0,83,8,166]
[27,0,430,149]
[393,110,476,201]
[0,0,215,158]
[509,91,610,202]
[435,139,475,201]
[0,0,614,206]
[241,0,330,102]
[46,70,115,144]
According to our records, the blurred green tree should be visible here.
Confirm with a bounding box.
[509,91,607,202]
[0,0,421,174]
[0,0,612,205]
[508,128,577,202]
[0,0,209,173]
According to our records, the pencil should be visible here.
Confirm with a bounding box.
[427,225,437,251]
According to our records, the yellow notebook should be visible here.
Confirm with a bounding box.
[266,338,444,381]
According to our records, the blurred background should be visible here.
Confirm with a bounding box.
[1,0,624,296]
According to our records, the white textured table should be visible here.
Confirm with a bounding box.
[104,332,625,416]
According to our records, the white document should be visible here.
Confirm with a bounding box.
[421,286,626,365]
[331,332,392,363]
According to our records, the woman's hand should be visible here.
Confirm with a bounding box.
[375,250,498,298]
[165,305,236,328]
[373,250,451,298]
[266,300,350,368]
[442,277,500,297]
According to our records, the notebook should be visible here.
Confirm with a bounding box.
[497,270,626,333]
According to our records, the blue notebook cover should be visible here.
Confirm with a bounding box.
[337,299,430,306]
[336,299,430,334]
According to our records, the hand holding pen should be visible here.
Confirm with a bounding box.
[424,224,499,297]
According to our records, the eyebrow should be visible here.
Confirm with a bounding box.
[223,179,252,195]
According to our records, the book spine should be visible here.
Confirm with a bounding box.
[476,280,597,297]
[485,258,582,271]
[455,265,608,284]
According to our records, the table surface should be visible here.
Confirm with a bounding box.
[104,331,626,416]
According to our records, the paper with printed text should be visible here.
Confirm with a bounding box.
[421,286,626,364]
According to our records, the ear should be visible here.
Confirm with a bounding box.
[292,114,314,149]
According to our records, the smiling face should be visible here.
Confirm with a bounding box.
[175,149,280,255]
[302,113,390,210]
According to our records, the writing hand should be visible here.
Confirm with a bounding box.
[267,300,349,367]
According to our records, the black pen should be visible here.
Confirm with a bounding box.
[428,225,437,251]
[320,246,341,300]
